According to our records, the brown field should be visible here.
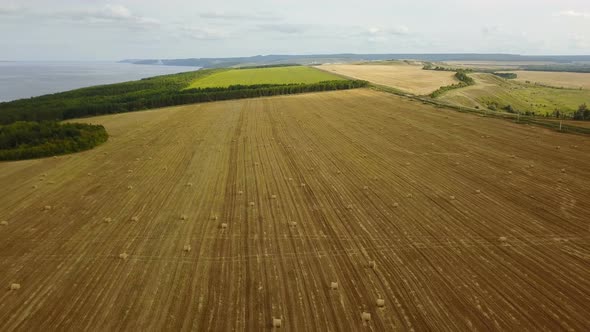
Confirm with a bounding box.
[1,89,590,331]
[319,64,457,95]
[444,61,558,70]
[509,70,590,90]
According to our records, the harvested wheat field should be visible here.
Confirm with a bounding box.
[320,64,457,95]
[1,89,590,331]
[509,70,590,90]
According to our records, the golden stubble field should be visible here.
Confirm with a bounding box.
[509,70,590,90]
[319,64,457,95]
[1,89,589,331]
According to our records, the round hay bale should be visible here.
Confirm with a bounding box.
[32,185,38,189]
[127,169,133,173]
[405,162,411,166]
[361,312,371,321]
[363,186,369,190]
[127,185,133,190]
[376,299,385,307]
[183,244,191,252]
[289,221,297,227]
[238,190,244,195]
[271,195,277,200]
[406,193,413,198]
[130,216,139,222]
[508,171,513,175]
[346,204,354,210]
[475,189,481,194]
[330,282,338,290]
[180,215,188,221]
[300,183,306,187]
[393,202,399,208]
[561,168,566,173]
[220,223,228,229]
[186,182,193,187]
[43,205,52,211]
[499,236,508,242]
[272,318,282,328]
[449,196,456,200]
[119,253,129,260]
[211,215,218,220]
[0,220,8,226]
[10,283,20,290]
[336,170,342,174]
[556,146,561,150]
[103,217,112,223]
[369,260,376,269]
[249,202,255,207]
[135,158,140,161]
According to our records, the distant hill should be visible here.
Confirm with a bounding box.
[121,54,590,69]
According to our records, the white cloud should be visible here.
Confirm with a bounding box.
[558,10,590,18]
[181,26,231,40]
[200,11,281,21]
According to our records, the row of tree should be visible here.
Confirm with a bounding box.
[429,71,475,98]
[0,121,108,161]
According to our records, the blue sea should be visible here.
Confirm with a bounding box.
[0,61,200,102]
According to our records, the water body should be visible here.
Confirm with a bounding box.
[0,61,200,102]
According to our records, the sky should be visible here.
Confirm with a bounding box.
[1,0,589,60]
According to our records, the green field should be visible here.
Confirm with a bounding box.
[185,66,342,89]
[438,73,590,115]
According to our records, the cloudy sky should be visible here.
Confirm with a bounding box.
[1,0,589,60]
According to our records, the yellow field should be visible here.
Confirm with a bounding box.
[508,70,590,90]
[1,90,589,330]
[319,64,457,95]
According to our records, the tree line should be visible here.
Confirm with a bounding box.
[429,71,475,98]
[0,121,108,161]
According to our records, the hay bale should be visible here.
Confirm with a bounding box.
[249,202,255,207]
[475,189,481,194]
[183,244,191,252]
[508,171,513,175]
[0,221,7,226]
[130,216,139,222]
[180,215,188,220]
[499,236,507,242]
[289,221,297,227]
[10,283,20,290]
[119,253,129,260]
[211,215,218,220]
[346,204,353,210]
[186,182,193,187]
[272,318,282,328]
[406,193,413,198]
[135,158,140,161]
[220,223,228,229]
[48,181,56,184]
[238,190,244,195]
[103,217,112,223]
[288,177,293,181]
[369,260,376,269]
[163,167,168,171]
[148,157,153,160]
[556,146,561,150]
[405,162,411,166]
[361,312,371,321]
[271,195,277,200]
[127,185,133,190]
[330,282,338,290]
[32,185,38,189]
[300,183,306,187]
[127,169,133,173]
[363,186,369,190]
[43,205,52,211]
[393,202,399,208]
[449,196,456,200]
[561,168,566,173]
[376,299,385,307]
[336,170,342,174]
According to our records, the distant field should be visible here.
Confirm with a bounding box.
[319,63,457,95]
[508,71,590,90]
[186,66,342,89]
[443,61,558,70]
[2,89,589,330]
[438,73,590,115]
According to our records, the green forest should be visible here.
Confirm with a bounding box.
[0,121,108,161]
[0,68,366,124]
